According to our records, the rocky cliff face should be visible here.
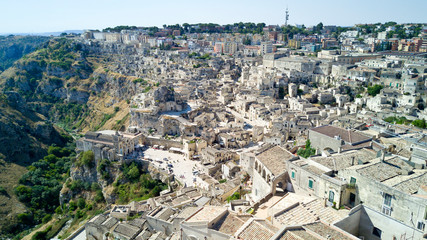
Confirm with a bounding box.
[0,38,145,133]
[0,35,50,72]
[0,93,68,165]
[60,159,120,205]
[61,159,170,205]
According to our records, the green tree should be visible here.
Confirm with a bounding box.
[69,201,77,211]
[367,84,383,97]
[127,165,140,181]
[412,119,426,129]
[42,214,52,223]
[297,140,316,158]
[77,198,86,209]
[79,151,95,167]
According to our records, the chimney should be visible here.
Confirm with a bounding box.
[351,156,355,166]
[381,151,385,162]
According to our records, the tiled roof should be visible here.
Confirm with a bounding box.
[276,222,356,240]
[279,230,318,240]
[91,215,107,225]
[311,125,372,144]
[237,219,278,240]
[274,199,343,226]
[113,223,140,238]
[175,207,201,219]
[392,172,427,194]
[212,212,250,236]
[186,206,227,223]
[310,149,376,171]
[102,217,118,229]
[303,222,354,240]
[357,162,404,182]
[256,145,294,176]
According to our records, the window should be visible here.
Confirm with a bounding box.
[291,171,295,179]
[350,177,356,185]
[308,179,313,189]
[372,227,382,237]
[328,190,334,203]
[383,193,392,206]
[382,206,392,216]
[417,222,425,231]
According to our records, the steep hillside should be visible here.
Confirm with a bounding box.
[0,38,143,134]
[0,35,50,72]
[0,93,69,165]
[0,37,143,237]
[0,93,71,235]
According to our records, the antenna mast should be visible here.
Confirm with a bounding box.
[285,6,289,26]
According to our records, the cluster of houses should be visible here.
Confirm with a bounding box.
[73,23,427,240]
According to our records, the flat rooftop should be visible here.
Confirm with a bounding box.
[186,206,227,223]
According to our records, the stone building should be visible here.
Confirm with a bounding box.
[337,155,427,238]
[309,125,375,154]
[250,144,298,202]
[130,86,188,133]
[76,130,142,162]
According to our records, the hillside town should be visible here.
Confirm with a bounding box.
[65,22,427,240]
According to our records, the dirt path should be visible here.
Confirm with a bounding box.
[22,218,56,240]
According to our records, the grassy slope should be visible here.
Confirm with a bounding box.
[0,159,27,230]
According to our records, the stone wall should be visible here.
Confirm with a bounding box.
[288,160,346,207]
[251,169,272,202]
[334,204,425,240]
[146,215,174,236]
[142,136,183,149]
[181,222,230,240]
[309,129,342,153]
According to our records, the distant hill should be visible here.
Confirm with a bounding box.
[0,30,84,37]
[0,35,50,72]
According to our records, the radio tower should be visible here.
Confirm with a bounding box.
[285,7,289,26]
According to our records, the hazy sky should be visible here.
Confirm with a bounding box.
[1,0,427,33]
